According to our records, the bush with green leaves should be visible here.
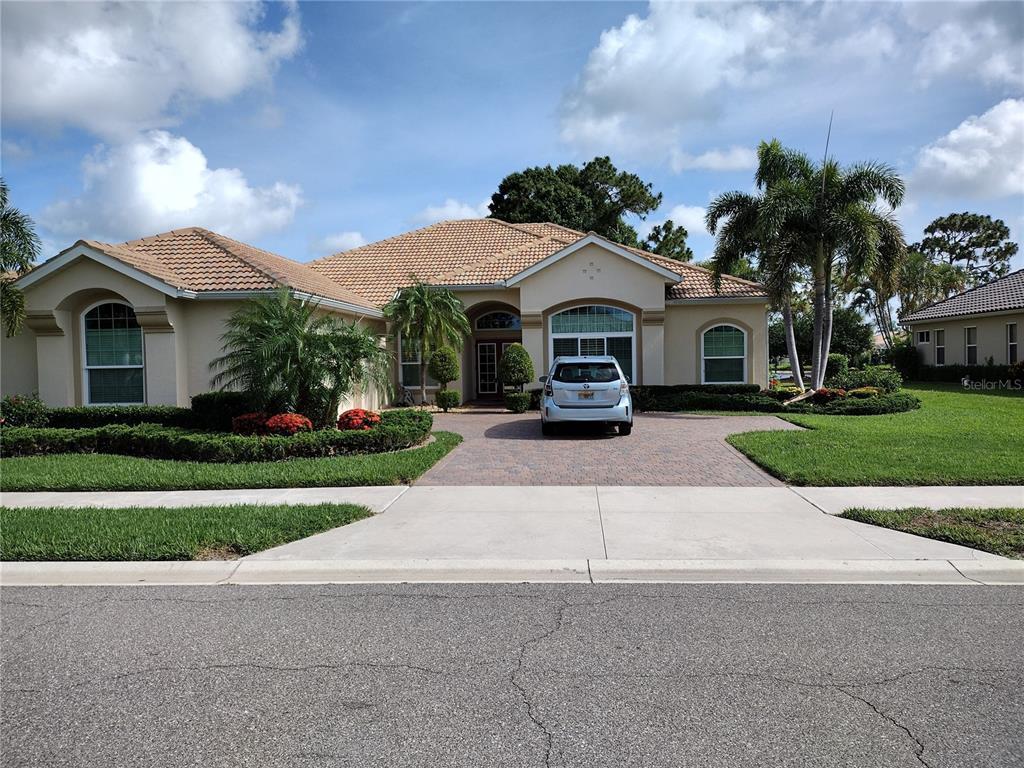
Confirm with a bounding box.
[1,409,433,463]
[190,391,262,431]
[504,392,532,413]
[498,343,534,392]
[630,384,761,411]
[828,365,903,394]
[211,289,391,429]
[435,390,460,412]
[826,353,849,380]
[48,405,192,429]
[427,346,460,389]
[0,393,47,427]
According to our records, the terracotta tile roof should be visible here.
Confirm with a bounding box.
[68,227,377,310]
[900,269,1024,323]
[312,219,766,305]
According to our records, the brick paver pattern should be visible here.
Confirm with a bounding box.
[418,411,802,486]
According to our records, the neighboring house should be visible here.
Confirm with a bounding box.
[900,268,1023,368]
[1,219,769,408]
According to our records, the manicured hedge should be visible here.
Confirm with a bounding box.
[911,363,1017,383]
[190,391,262,431]
[1,409,432,463]
[46,405,192,428]
[816,392,921,415]
[630,384,762,411]
[632,390,919,416]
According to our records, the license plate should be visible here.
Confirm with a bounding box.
[578,391,595,400]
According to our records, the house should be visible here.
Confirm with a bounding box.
[899,269,1023,368]
[1,219,769,408]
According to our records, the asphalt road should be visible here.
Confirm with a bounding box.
[2,584,1022,768]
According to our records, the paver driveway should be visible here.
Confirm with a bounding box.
[419,411,801,486]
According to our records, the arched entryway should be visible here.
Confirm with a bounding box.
[467,304,522,401]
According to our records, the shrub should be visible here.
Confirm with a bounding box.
[504,392,532,413]
[427,347,460,389]
[889,341,922,379]
[911,363,1016,383]
[0,393,48,427]
[847,386,882,399]
[1,409,433,463]
[45,405,193,429]
[826,353,849,380]
[811,387,847,405]
[191,391,261,431]
[265,413,314,436]
[499,343,534,392]
[828,365,903,394]
[435,390,460,412]
[630,384,761,411]
[819,392,920,415]
[232,412,269,435]
[338,408,383,431]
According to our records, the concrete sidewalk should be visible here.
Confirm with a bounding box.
[2,485,1021,585]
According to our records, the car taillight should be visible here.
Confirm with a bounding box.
[620,380,629,395]
[544,382,553,396]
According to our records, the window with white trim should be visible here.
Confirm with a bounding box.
[934,329,945,366]
[702,324,747,384]
[83,302,145,404]
[965,326,978,365]
[398,335,438,388]
[916,330,930,344]
[549,305,635,382]
[1008,323,1018,364]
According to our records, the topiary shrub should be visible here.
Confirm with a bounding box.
[427,347,460,390]
[0,393,48,427]
[435,390,460,412]
[499,343,534,393]
[504,392,531,413]
[47,405,192,429]
[338,409,383,431]
[265,413,314,436]
[826,353,849,380]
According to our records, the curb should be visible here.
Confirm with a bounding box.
[2,558,1023,586]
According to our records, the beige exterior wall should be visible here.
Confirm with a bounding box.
[663,301,770,388]
[5,256,386,410]
[907,312,1023,367]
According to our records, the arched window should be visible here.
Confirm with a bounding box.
[549,304,635,382]
[475,311,521,330]
[702,324,746,384]
[83,302,145,404]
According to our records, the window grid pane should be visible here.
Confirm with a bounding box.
[606,337,633,382]
[88,369,144,404]
[703,326,745,357]
[579,338,605,356]
[552,338,578,358]
[704,358,744,383]
[550,306,632,334]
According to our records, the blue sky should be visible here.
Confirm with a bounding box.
[2,1,1022,269]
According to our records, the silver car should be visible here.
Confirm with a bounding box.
[539,355,633,436]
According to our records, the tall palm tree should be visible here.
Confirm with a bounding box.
[759,155,906,388]
[706,140,811,390]
[384,279,471,405]
[1,178,42,337]
[210,289,391,428]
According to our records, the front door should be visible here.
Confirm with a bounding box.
[476,341,515,399]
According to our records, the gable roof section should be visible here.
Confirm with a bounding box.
[899,269,1024,323]
[18,227,380,314]
[311,218,767,305]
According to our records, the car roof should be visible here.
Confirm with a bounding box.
[552,356,618,364]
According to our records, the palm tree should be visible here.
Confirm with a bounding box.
[1,178,42,337]
[210,289,391,428]
[706,141,811,390]
[384,279,471,406]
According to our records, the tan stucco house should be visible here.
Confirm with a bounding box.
[1,219,769,408]
[900,269,1023,368]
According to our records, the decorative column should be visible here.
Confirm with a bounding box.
[641,309,665,385]
[520,312,544,385]
[134,306,179,406]
[25,310,74,406]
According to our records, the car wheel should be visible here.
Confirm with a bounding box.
[541,420,554,436]
[618,422,632,435]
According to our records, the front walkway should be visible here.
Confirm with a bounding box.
[419,412,801,486]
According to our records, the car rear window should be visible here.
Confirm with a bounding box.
[553,362,619,383]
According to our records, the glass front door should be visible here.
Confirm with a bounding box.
[476,341,516,399]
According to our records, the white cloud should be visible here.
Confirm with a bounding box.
[311,231,367,256]
[1,1,302,138]
[413,198,490,224]
[665,204,708,237]
[910,4,1023,87]
[912,99,1024,199]
[42,130,302,241]
[670,146,757,173]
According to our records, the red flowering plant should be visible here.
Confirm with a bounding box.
[337,408,382,431]
[232,412,269,435]
[812,387,847,404]
[265,413,314,436]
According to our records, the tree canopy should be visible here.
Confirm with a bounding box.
[917,212,1017,289]
[488,156,661,247]
[644,220,693,261]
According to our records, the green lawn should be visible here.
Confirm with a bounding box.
[0,431,461,492]
[842,507,1024,559]
[727,384,1024,486]
[0,503,372,561]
